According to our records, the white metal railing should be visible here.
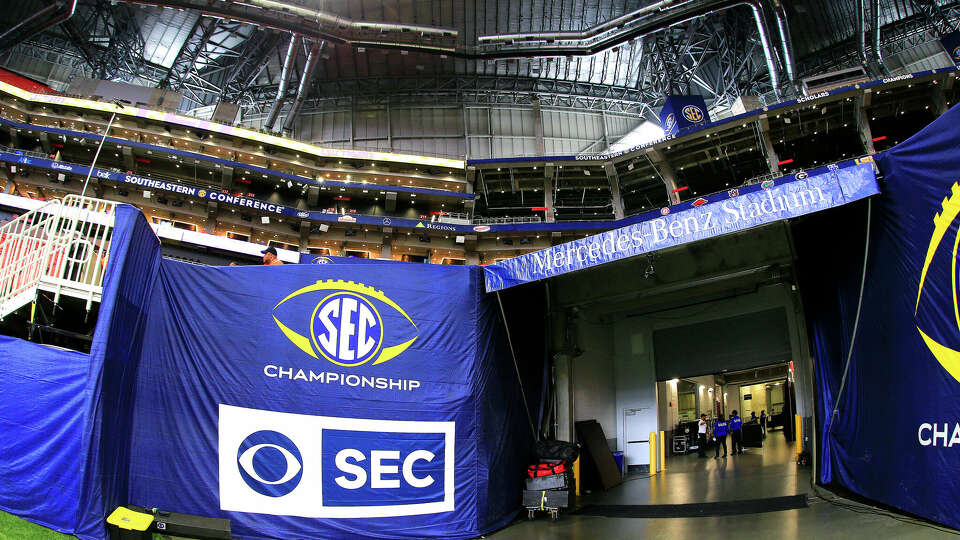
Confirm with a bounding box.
[472,215,544,225]
[0,195,117,319]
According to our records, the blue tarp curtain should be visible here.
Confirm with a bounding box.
[795,104,960,529]
[0,204,533,539]
[7,106,960,537]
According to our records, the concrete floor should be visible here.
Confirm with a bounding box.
[490,431,957,539]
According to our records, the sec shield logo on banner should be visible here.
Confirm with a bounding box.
[272,280,418,367]
[915,182,960,383]
[682,105,704,123]
[219,404,456,518]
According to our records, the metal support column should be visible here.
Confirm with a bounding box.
[543,165,556,223]
[381,233,392,259]
[121,146,135,170]
[38,132,52,154]
[603,162,625,219]
[220,166,234,189]
[532,97,545,156]
[932,78,951,117]
[204,201,217,234]
[757,117,781,176]
[855,92,876,154]
[647,148,681,204]
[299,221,310,252]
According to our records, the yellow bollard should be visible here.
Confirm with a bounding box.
[795,414,803,458]
[573,457,580,496]
[649,432,658,475]
[659,430,666,472]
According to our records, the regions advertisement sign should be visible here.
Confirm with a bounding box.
[483,162,880,291]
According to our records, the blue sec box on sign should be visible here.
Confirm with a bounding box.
[219,404,456,518]
[322,429,446,507]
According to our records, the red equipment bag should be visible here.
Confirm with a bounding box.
[527,460,569,478]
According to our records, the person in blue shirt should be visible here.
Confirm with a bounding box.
[730,410,743,455]
[713,414,729,458]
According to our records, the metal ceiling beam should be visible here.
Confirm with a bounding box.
[161,16,218,89]
[797,4,960,76]
[910,0,960,34]
[0,0,75,52]
[219,29,282,102]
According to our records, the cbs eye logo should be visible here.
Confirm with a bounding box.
[273,280,418,367]
[237,430,303,497]
[682,105,704,123]
[915,183,960,383]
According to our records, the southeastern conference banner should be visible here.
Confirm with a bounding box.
[483,161,880,292]
[123,260,530,538]
[800,103,960,530]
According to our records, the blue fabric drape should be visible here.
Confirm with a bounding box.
[796,104,960,530]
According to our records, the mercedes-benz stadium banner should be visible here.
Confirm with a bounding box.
[484,162,880,292]
[795,103,960,530]
[124,256,532,538]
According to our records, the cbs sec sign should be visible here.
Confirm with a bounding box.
[219,404,455,518]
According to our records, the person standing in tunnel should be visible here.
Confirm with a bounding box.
[714,413,729,458]
[730,410,743,455]
[697,413,708,458]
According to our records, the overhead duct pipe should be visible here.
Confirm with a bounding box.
[743,0,781,99]
[478,0,679,43]
[241,0,456,37]
[857,0,869,68]
[872,0,889,75]
[281,41,322,135]
[0,0,76,51]
[264,33,299,132]
[771,1,796,89]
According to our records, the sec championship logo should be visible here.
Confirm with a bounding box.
[273,280,418,367]
[682,105,704,123]
[915,182,960,383]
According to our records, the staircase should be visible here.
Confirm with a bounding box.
[0,195,117,319]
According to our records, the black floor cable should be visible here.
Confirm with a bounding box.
[807,478,960,535]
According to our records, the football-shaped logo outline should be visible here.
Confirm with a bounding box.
[915,182,960,383]
[272,280,418,367]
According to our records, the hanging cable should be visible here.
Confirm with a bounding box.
[496,290,538,442]
[830,198,872,428]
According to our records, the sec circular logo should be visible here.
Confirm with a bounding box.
[237,430,303,497]
[953,46,960,61]
[682,105,704,123]
[310,292,384,366]
[198,189,207,198]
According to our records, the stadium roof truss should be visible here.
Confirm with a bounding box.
[1,0,959,117]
